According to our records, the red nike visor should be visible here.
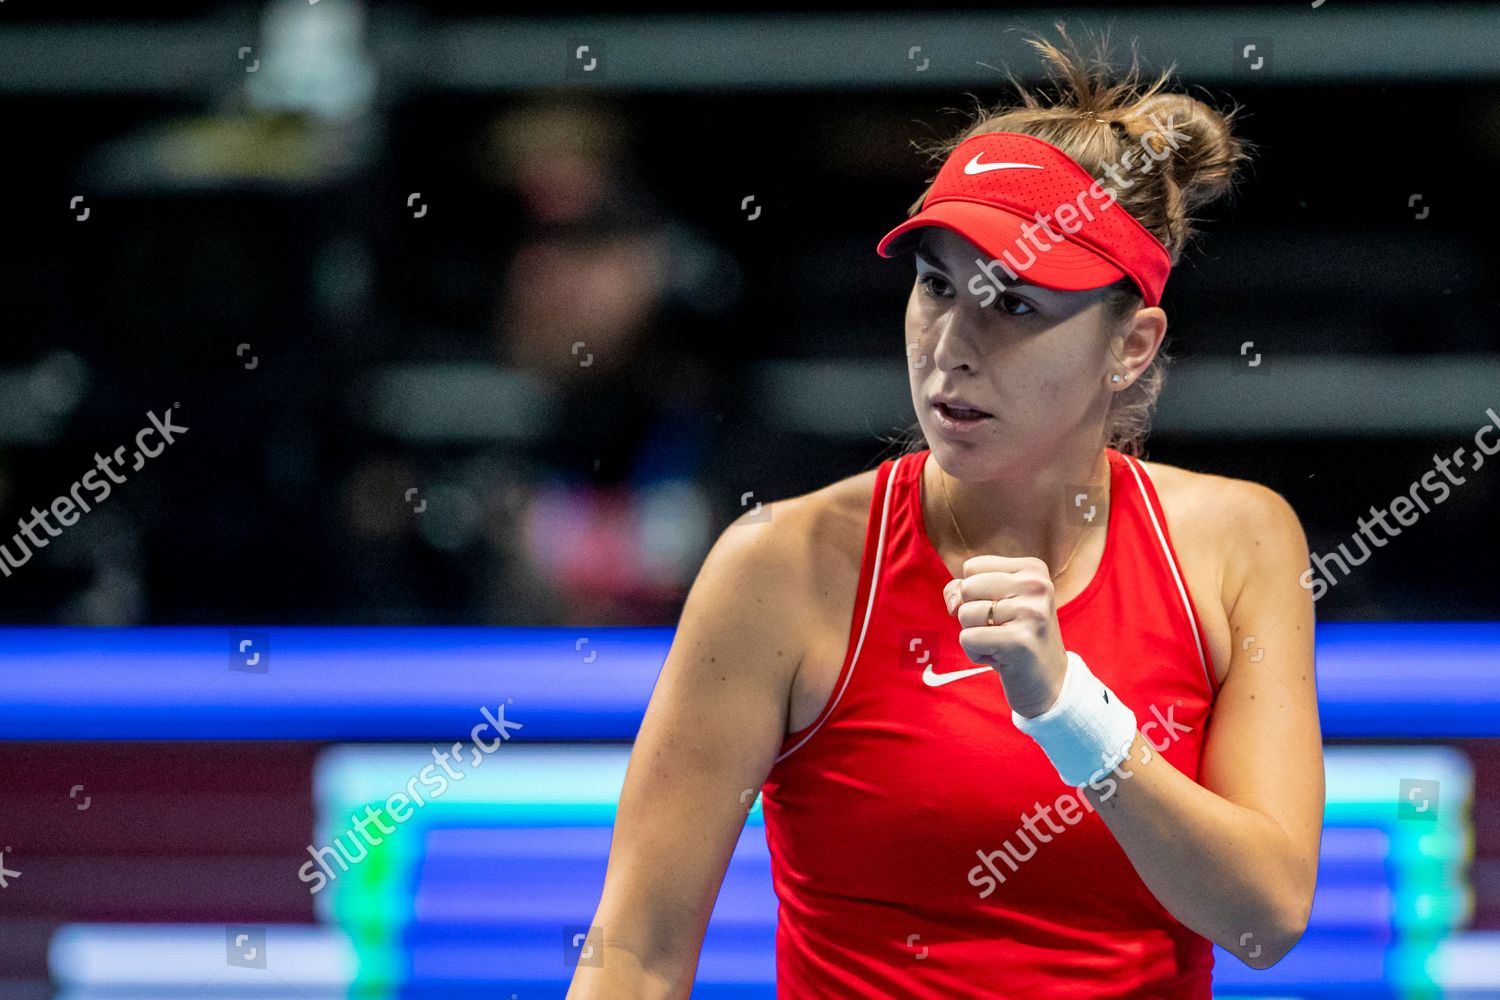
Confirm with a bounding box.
[876,131,1172,307]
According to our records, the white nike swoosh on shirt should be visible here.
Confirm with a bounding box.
[921,663,993,687]
[963,155,1044,175]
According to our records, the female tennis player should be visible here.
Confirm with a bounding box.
[568,26,1323,999]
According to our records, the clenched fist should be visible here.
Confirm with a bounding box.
[943,555,1070,718]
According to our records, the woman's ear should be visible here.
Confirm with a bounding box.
[1114,306,1166,376]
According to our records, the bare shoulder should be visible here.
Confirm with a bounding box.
[725,465,878,608]
[1135,457,1309,618]
[1135,457,1299,524]
[712,463,879,646]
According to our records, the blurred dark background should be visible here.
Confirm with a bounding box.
[2,2,1498,627]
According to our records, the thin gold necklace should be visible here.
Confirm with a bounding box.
[937,463,1096,581]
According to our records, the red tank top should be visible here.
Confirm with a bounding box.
[760,446,1222,999]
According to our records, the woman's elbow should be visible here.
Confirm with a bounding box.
[1232,893,1313,970]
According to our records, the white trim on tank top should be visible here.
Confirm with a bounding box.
[774,453,903,764]
[1119,453,1214,693]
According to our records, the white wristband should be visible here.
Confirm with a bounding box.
[1011,650,1138,787]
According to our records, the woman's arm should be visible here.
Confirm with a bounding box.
[1077,480,1323,969]
[565,503,813,999]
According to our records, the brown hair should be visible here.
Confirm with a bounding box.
[887,22,1252,458]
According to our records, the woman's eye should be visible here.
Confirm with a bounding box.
[917,272,950,297]
[920,273,1034,316]
[996,293,1035,316]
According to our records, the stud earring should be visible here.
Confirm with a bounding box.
[1110,374,1124,383]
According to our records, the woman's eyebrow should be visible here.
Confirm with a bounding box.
[913,249,967,273]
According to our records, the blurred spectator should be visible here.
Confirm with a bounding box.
[489,197,721,624]
[336,98,742,625]
[478,97,635,228]
[482,98,734,618]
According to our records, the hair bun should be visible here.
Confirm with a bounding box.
[1119,92,1246,215]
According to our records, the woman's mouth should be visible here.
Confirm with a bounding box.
[933,400,994,432]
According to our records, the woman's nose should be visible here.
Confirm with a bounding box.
[931,309,982,370]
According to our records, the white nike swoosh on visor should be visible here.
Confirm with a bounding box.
[963,155,1044,175]
[922,663,993,687]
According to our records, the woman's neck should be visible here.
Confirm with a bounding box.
[923,443,1112,574]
